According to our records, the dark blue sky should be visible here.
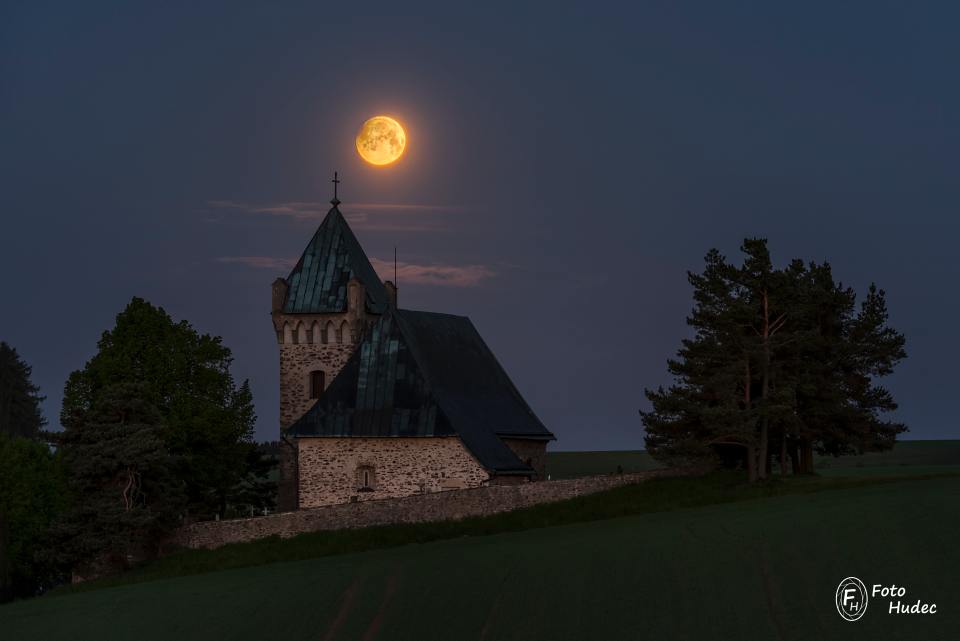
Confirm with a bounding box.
[2,2,958,449]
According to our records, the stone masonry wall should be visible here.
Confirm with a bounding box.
[171,468,692,550]
[297,436,489,508]
[279,343,354,429]
[277,340,354,512]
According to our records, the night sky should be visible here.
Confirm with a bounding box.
[2,3,958,449]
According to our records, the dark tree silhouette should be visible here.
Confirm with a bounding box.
[59,298,273,519]
[0,342,45,440]
[642,239,907,480]
[54,384,181,573]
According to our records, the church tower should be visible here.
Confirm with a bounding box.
[270,175,397,510]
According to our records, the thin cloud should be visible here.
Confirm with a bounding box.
[207,200,325,221]
[206,199,462,231]
[215,255,493,287]
[216,256,296,270]
[371,258,495,287]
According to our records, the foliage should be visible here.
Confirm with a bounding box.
[60,298,274,519]
[0,342,46,439]
[642,239,907,479]
[0,433,68,600]
[52,384,183,572]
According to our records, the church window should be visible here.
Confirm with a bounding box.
[357,465,376,491]
[283,323,293,345]
[309,370,325,399]
[297,323,307,344]
[341,321,351,344]
[325,320,336,344]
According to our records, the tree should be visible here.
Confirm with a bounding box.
[0,510,10,602]
[60,298,273,519]
[0,433,68,600]
[642,239,907,479]
[643,248,762,478]
[54,384,181,573]
[0,342,45,439]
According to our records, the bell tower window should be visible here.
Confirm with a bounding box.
[309,370,325,399]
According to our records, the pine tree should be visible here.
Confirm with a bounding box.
[643,248,762,479]
[643,239,907,479]
[55,384,181,572]
[0,342,45,439]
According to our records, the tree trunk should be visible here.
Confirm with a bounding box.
[789,442,800,475]
[0,511,11,603]
[757,290,771,481]
[779,432,788,476]
[746,444,758,483]
[743,359,759,482]
[798,440,815,474]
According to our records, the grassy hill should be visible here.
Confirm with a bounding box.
[2,440,958,640]
[3,475,957,640]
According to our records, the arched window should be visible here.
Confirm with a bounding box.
[297,323,307,344]
[357,465,376,491]
[312,321,322,344]
[341,321,351,344]
[283,323,293,345]
[325,320,336,344]
[309,370,325,399]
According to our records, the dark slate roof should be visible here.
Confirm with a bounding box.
[287,309,555,473]
[283,205,390,314]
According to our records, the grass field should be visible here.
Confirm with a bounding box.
[2,440,957,640]
[2,475,956,640]
[543,439,960,479]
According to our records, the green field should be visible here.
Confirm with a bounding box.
[2,440,958,640]
[543,439,960,479]
[544,449,660,478]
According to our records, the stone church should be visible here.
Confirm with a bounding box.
[271,188,554,510]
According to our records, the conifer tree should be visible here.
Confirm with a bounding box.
[642,239,907,479]
[0,342,45,439]
[55,384,181,570]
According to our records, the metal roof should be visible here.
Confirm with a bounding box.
[283,205,390,314]
[287,309,555,473]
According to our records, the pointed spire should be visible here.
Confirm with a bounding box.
[330,171,341,206]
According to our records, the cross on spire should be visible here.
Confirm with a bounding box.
[331,171,341,206]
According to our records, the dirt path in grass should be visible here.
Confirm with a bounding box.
[322,574,364,641]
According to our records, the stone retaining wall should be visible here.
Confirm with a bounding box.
[171,467,693,550]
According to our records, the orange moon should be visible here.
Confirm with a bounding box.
[356,116,406,165]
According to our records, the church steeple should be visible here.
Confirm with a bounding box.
[281,176,389,315]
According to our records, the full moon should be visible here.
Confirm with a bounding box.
[356,116,406,166]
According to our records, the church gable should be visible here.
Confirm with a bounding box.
[283,205,390,315]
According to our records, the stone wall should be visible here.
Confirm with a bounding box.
[171,468,690,550]
[275,304,365,512]
[276,440,299,513]
[277,341,354,512]
[278,343,354,429]
[297,436,489,508]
